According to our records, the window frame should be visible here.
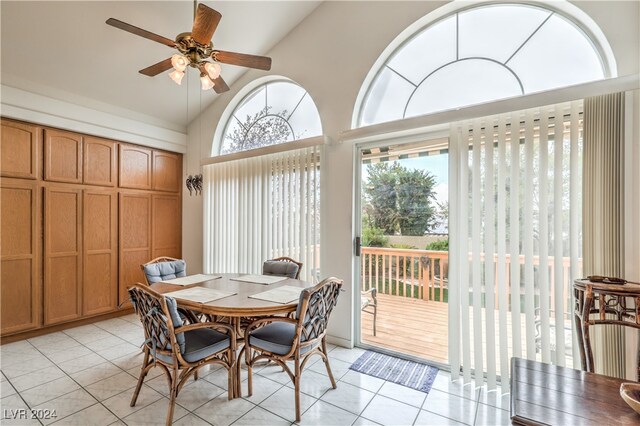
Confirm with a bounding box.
[352,0,617,129]
[214,77,322,156]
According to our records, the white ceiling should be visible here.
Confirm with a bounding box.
[1,1,321,129]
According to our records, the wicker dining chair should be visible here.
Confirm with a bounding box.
[140,257,201,324]
[244,277,343,421]
[262,256,303,280]
[127,283,236,426]
[140,257,187,285]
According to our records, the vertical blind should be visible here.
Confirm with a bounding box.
[448,101,583,389]
[203,145,321,282]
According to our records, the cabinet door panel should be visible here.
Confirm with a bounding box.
[119,145,152,190]
[152,151,181,192]
[0,179,40,335]
[1,119,41,179]
[44,187,82,325]
[84,137,117,187]
[152,194,181,259]
[119,193,151,305]
[84,191,117,316]
[44,129,83,183]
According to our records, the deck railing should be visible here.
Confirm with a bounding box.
[361,246,581,314]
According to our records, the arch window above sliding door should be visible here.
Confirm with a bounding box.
[356,2,614,127]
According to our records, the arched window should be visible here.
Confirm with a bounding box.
[356,2,615,127]
[219,80,322,154]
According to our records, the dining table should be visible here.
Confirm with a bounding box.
[149,272,314,398]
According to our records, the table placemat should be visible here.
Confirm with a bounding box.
[248,285,304,304]
[230,274,288,285]
[161,274,221,286]
[164,287,236,303]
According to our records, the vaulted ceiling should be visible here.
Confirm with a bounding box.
[0,1,321,129]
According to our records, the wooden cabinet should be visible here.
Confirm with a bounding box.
[119,145,152,190]
[83,190,118,316]
[0,118,183,338]
[153,151,181,192]
[44,129,83,183]
[119,192,152,305]
[152,194,182,258]
[0,179,40,334]
[44,186,82,325]
[84,137,117,187]
[1,119,41,179]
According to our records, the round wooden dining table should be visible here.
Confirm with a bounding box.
[149,273,313,398]
[149,273,312,318]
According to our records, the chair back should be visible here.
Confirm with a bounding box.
[141,257,187,284]
[127,283,184,359]
[296,277,343,344]
[263,257,303,279]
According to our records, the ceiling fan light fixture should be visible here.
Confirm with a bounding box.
[171,54,188,72]
[200,73,215,90]
[169,69,185,85]
[204,62,221,80]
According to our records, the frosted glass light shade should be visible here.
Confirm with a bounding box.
[171,54,188,72]
[169,69,184,85]
[204,62,221,80]
[200,73,215,90]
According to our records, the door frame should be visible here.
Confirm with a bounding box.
[352,131,451,369]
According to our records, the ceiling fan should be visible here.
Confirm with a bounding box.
[106,2,272,93]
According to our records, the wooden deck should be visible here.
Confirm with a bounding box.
[360,293,575,371]
[361,293,449,364]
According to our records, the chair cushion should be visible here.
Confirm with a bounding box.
[156,328,230,364]
[248,321,314,356]
[164,296,185,352]
[262,260,299,279]
[143,260,187,284]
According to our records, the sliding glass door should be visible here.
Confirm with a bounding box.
[355,138,449,366]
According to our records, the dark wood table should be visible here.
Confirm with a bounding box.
[510,357,639,425]
[573,279,640,379]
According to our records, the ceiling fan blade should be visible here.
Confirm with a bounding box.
[106,18,176,48]
[212,75,230,94]
[191,4,222,45]
[139,58,173,76]
[212,50,272,71]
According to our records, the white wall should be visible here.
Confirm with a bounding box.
[183,1,640,347]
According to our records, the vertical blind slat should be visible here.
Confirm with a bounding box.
[538,112,551,363]
[472,120,484,388]
[496,115,509,388]
[553,108,566,366]
[484,120,497,389]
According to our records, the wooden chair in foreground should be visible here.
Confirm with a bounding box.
[243,277,343,421]
[263,256,303,279]
[127,283,236,426]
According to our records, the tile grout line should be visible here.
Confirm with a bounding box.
[11,337,114,426]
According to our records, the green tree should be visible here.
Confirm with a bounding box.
[363,162,437,236]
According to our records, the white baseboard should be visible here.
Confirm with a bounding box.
[326,335,353,348]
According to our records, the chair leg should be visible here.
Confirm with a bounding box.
[231,347,239,399]
[166,366,178,426]
[373,305,377,337]
[294,356,301,422]
[321,338,337,388]
[245,346,253,397]
[130,348,150,407]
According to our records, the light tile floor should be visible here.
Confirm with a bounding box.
[0,314,510,425]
